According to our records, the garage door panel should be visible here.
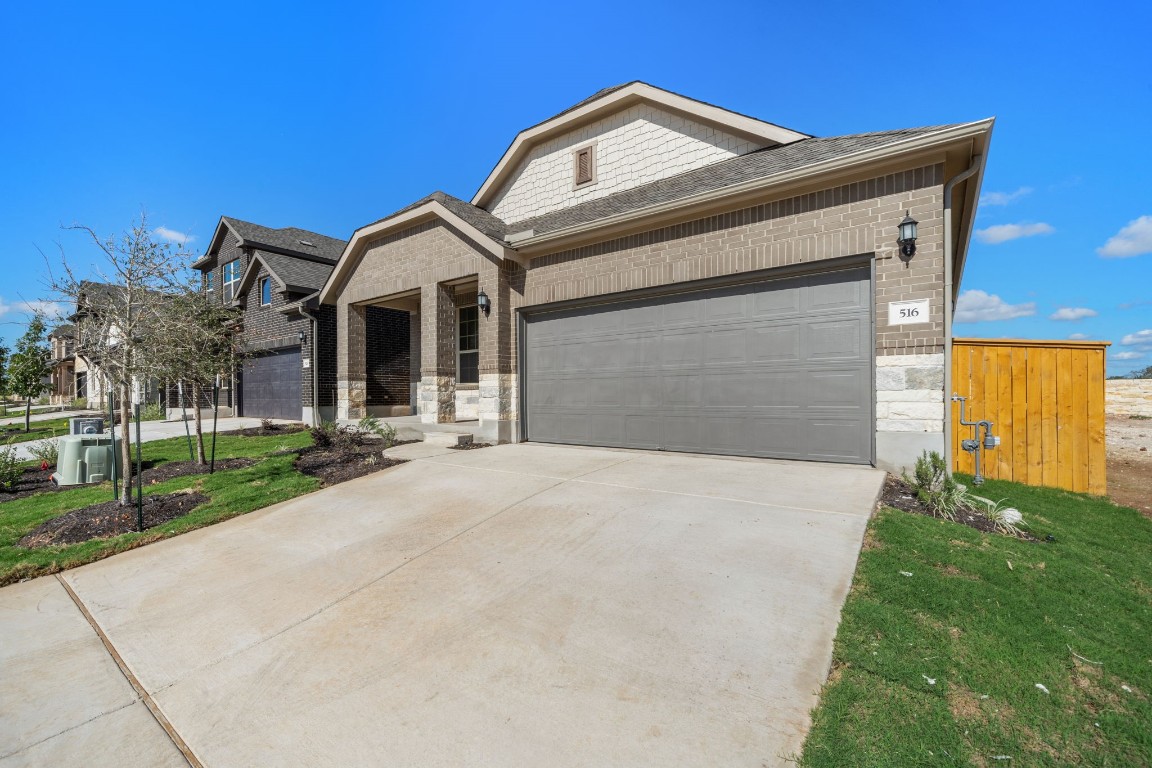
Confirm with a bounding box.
[524,268,873,464]
[751,324,801,362]
[809,369,869,409]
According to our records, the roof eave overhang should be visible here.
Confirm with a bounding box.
[950,122,995,297]
[471,82,810,209]
[511,119,996,258]
[318,200,521,305]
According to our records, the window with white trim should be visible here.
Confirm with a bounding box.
[259,277,271,306]
[457,305,478,385]
[222,260,241,302]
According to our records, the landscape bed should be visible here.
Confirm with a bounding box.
[0,427,407,585]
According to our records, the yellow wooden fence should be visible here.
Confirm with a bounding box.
[951,339,1110,495]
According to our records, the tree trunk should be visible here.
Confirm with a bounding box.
[119,383,133,506]
[192,380,206,465]
[24,398,31,432]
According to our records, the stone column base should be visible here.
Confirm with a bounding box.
[418,376,456,423]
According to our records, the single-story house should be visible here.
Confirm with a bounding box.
[318,82,993,471]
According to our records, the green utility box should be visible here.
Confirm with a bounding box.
[52,434,121,486]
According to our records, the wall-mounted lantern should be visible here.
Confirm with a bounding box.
[897,210,919,260]
[477,289,491,317]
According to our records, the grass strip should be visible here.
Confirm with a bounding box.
[799,476,1152,767]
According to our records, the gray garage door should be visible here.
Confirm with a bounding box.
[523,268,872,463]
[241,347,302,421]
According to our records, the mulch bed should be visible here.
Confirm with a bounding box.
[879,474,1039,540]
[0,466,59,502]
[449,442,492,451]
[293,442,407,486]
[0,458,256,504]
[222,423,307,438]
[18,490,210,548]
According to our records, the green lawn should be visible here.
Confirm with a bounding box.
[799,477,1152,766]
[0,429,316,585]
[0,417,74,444]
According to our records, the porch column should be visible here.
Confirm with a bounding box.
[477,259,523,443]
[418,282,456,423]
[337,302,367,420]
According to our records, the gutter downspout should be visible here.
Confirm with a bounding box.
[942,155,982,472]
[299,302,320,428]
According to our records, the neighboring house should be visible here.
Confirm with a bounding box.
[68,281,162,409]
[318,82,993,472]
[192,217,384,423]
[48,324,80,405]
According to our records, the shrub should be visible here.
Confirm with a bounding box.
[139,402,166,421]
[27,434,59,468]
[0,440,21,491]
[260,418,275,431]
[70,397,88,410]
[357,416,397,449]
[903,450,965,521]
[309,421,338,449]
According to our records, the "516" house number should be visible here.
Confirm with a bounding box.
[888,299,930,325]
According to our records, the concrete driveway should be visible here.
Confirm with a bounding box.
[1,443,883,767]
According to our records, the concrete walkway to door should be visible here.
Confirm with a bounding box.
[0,443,884,767]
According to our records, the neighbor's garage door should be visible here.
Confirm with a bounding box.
[241,346,301,421]
[523,268,873,463]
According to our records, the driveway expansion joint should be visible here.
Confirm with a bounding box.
[55,574,203,768]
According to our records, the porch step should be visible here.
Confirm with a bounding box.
[422,431,474,447]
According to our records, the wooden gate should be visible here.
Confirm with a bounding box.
[951,339,1109,495]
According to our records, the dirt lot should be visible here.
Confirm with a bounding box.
[1107,414,1152,516]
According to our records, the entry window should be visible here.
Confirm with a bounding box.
[222,260,241,302]
[457,305,479,385]
[204,269,214,294]
[260,277,272,306]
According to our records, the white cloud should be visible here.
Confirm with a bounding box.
[1097,215,1152,258]
[1067,333,1089,340]
[15,300,65,319]
[974,222,1055,245]
[979,187,1033,206]
[954,290,1037,323]
[1049,307,1097,321]
[1113,351,1145,361]
[1120,329,1152,347]
[154,226,195,245]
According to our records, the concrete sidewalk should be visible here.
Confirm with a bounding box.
[9,417,299,460]
[1,443,883,767]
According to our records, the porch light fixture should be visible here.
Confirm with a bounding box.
[477,289,491,317]
[897,211,919,260]
[298,330,307,345]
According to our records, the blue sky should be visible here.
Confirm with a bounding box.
[2,0,1149,374]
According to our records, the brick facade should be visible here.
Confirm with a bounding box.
[365,306,410,409]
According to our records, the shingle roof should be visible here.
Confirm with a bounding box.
[220,217,345,261]
[255,250,335,293]
[353,124,964,250]
[363,191,509,244]
[49,323,75,338]
[505,125,960,236]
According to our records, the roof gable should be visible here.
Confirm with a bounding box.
[196,216,345,268]
[471,82,809,211]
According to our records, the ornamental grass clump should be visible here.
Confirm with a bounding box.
[903,450,966,521]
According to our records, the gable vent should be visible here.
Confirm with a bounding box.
[574,144,595,186]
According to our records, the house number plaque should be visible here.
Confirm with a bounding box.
[888,299,930,325]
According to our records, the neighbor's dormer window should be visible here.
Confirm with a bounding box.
[573,144,596,187]
[222,260,241,302]
[260,277,271,306]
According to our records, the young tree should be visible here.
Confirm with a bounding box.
[8,318,52,432]
[0,342,9,415]
[146,290,244,464]
[45,215,191,505]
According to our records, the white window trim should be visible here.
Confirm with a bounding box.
[457,304,479,386]
[222,260,241,302]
